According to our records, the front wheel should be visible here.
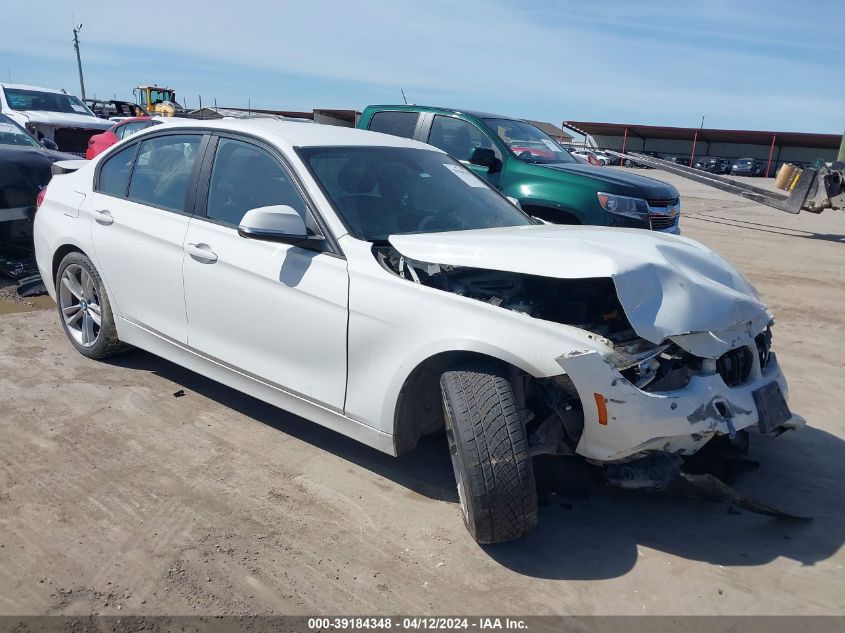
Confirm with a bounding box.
[440,363,538,544]
[56,251,128,359]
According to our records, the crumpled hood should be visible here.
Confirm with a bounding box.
[16,110,113,131]
[388,224,770,354]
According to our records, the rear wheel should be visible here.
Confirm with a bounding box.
[56,251,127,359]
[440,362,537,544]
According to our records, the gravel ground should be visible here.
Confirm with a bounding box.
[1,170,843,616]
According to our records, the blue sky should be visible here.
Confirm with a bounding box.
[2,0,842,133]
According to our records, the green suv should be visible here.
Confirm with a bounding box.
[357,105,681,232]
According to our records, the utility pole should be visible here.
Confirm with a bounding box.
[72,23,86,100]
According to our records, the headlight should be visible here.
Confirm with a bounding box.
[606,339,670,371]
[596,192,650,221]
[606,340,671,389]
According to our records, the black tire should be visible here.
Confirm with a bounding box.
[55,251,128,359]
[440,362,537,544]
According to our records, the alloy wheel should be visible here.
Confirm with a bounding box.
[59,264,102,348]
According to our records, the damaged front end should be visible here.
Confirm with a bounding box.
[375,231,806,516]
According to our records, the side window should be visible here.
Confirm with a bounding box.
[97,143,137,197]
[427,115,494,161]
[127,134,201,212]
[206,138,308,227]
[368,111,419,139]
[118,122,146,139]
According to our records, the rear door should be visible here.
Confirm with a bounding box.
[182,134,348,410]
[90,132,207,343]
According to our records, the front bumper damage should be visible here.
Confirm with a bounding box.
[555,327,808,519]
[558,337,805,465]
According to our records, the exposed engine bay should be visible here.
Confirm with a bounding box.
[374,244,637,342]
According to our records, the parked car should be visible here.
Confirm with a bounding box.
[86,117,161,159]
[571,149,604,166]
[0,84,113,155]
[359,106,681,233]
[625,151,664,168]
[730,158,765,177]
[670,157,690,167]
[592,150,614,165]
[83,99,148,121]
[694,156,732,174]
[35,118,804,543]
[0,113,76,248]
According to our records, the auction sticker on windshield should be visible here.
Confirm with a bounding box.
[540,138,559,151]
[444,163,484,187]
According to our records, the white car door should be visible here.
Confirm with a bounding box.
[90,132,205,343]
[182,136,348,410]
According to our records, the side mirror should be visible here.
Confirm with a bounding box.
[238,205,323,246]
[41,138,59,151]
[469,147,502,173]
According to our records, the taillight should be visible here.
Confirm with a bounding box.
[36,187,47,210]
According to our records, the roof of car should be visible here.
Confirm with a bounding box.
[0,83,69,94]
[365,104,516,121]
[159,117,442,151]
[116,117,153,124]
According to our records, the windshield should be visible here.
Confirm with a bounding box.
[3,87,94,116]
[0,114,40,148]
[482,118,575,164]
[299,146,532,241]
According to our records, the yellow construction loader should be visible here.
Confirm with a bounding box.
[133,85,184,117]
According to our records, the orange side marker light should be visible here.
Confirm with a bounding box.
[594,393,608,425]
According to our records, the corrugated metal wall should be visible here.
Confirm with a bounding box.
[592,133,837,168]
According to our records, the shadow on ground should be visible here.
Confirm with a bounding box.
[108,348,458,503]
[109,348,845,581]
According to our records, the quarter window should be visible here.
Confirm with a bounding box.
[118,121,151,139]
[206,138,308,227]
[127,134,201,212]
[368,111,419,139]
[97,144,137,197]
[427,115,494,162]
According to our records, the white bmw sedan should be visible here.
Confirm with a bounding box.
[34,118,803,543]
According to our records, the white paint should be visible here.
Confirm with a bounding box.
[34,117,800,464]
[388,224,770,356]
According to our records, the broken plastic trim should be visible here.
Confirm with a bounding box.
[679,472,812,521]
[603,450,812,521]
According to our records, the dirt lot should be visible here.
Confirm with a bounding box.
[1,170,844,616]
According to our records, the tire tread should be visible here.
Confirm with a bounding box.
[441,363,537,544]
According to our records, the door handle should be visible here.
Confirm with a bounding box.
[186,242,218,263]
[92,209,114,225]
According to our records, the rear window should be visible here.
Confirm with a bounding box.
[367,111,419,139]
